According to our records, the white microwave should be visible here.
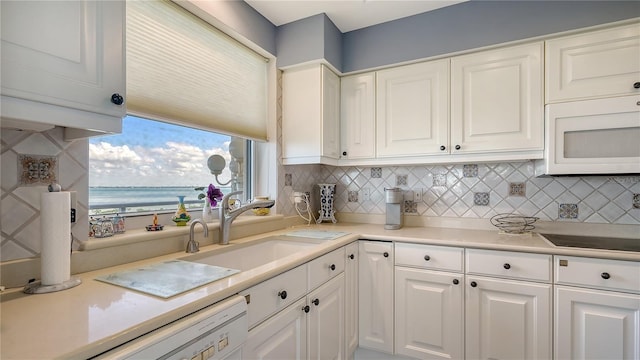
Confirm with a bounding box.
[535,95,640,175]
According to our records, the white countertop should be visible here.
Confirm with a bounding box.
[1,223,638,359]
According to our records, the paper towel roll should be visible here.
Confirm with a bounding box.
[40,192,71,285]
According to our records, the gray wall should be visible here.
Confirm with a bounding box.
[276,13,343,69]
[342,1,640,72]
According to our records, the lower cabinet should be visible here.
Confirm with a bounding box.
[308,273,346,360]
[244,297,308,360]
[465,276,552,360]
[395,267,463,359]
[358,240,394,353]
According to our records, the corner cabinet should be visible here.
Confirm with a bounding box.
[282,64,340,165]
[0,0,125,139]
[358,241,394,354]
[450,42,544,155]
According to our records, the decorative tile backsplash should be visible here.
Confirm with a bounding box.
[280,162,640,225]
[1,128,89,261]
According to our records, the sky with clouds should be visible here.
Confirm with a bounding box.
[89,116,233,187]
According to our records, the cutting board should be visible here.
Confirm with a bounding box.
[95,260,240,298]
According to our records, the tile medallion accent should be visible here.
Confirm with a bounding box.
[633,194,640,209]
[347,190,359,203]
[396,174,408,186]
[463,164,478,178]
[474,192,490,206]
[284,173,292,186]
[559,203,579,219]
[404,200,418,213]
[370,167,382,178]
[433,174,447,187]
[18,154,57,185]
[509,182,526,197]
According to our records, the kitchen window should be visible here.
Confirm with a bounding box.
[88,115,252,216]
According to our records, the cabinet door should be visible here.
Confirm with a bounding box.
[465,276,552,360]
[376,60,449,157]
[1,1,125,118]
[282,64,339,165]
[322,66,341,160]
[395,267,464,360]
[341,73,376,160]
[546,23,640,103]
[308,273,346,360]
[244,298,308,360]
[344,242,359,358]
[555,286,640,360]
[451,42,543,154]
[358,241,394,353]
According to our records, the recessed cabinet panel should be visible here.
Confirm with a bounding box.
[395,267,463,359]
[466,276,552,360]
[546,23,640,103]
[341,73,376,159]
[555,286,640,360]
[1,1,125,119]
[358,241,394,353]
[451,42,544,154]
[376,60,449,157]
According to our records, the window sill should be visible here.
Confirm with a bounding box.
[79,214,285,252]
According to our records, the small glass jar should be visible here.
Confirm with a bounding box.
[112,214,126,234]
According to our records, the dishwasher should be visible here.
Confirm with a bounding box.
[94,295,248,360]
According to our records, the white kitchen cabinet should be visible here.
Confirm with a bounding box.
[395,267,463,360]
[344,242,359,359]
[376,59,449,157]
[308,273,346,360]
[555,286,640,360]
[450,42,544,155]
[282,64,340,165]
[244,297,308,360]
[465,249,552,360]
[546,22,640,103]
[0,0,125,138]
[358,241,394,354]
[465,276,552,360]
[554,256,640,360]
[340,72,376,160]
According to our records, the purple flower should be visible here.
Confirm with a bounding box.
[207,184,224,207]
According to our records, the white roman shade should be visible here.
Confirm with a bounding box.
[126,0,268,141]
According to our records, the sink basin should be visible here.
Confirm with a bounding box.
[181,237,322,271]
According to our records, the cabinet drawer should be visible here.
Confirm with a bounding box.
[395,243,463,272]
[555,256,640,294]
[240,264,308,328]
[466,249,551,282]
[308,247,345,291]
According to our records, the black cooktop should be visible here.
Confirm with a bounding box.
[541,234,640,252]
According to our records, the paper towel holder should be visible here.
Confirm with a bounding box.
[23,277,82,294]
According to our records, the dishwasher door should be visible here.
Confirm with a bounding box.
[94,295,248,360]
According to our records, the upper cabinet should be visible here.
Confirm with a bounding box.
[451,42,544,154]
[546,23,640,103]
[340,72,376,160]
[0,0,125,139]
[282,64,340,165]
[376,60,450,158]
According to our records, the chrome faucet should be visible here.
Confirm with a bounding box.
[219,191,275,245]
[186,219,208,253]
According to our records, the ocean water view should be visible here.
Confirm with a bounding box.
[89,186,232,215]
